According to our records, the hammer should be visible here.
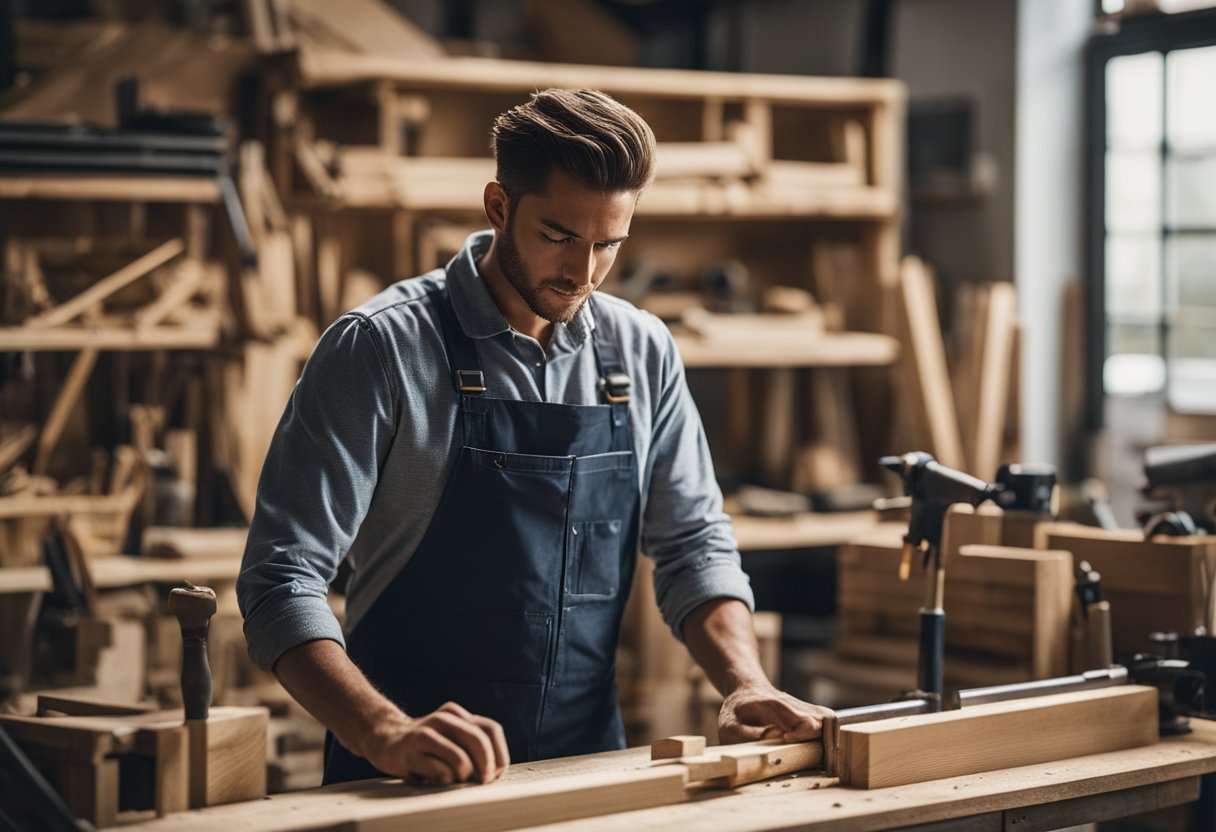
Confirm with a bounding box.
[168,582,218,721]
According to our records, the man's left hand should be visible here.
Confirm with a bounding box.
[718,683,835,744]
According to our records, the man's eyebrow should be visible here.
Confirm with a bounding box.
[540,218,629,244]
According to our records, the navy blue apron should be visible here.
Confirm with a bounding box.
[323,288,640,783]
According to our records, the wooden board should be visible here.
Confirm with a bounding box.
[839,686,1159,789]
[893,256,965,469]
[189,708,268,808]
[837,538,1073,677]
[1039,523,1216,658]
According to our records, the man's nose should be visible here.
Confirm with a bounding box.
[563,245,596,286]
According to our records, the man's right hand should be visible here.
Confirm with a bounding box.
[361,701,510,785]
[272,640,510,787]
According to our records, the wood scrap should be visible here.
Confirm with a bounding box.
[971,282,1017,479]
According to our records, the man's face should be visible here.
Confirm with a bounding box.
[495,171,636,325]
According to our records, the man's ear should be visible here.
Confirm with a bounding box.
[484,182,510,232]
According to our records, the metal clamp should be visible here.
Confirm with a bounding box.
[456,369,486,394]
[601,372,630,404]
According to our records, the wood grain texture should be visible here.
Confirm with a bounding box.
[839,686,1158,789]
[188,707,268,808]
[1039,523,1216,657]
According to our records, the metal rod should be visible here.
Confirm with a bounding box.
[835,698,934,725]
[955,666,1128,708]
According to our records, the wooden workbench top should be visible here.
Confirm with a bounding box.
[130,719,1216,831]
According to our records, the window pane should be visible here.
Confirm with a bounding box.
[1167,45,1216,152]
[1166,234,1216,309]
[1106,234,1161,318]
[1107,52,1163,150]
[1107,150,1160,232]
[1167,152,1216,227]
[1104,353,1165,395]
[1167,324,1216,413]
[1109,320,1161,355]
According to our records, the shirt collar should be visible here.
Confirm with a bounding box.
[447,230,596,349]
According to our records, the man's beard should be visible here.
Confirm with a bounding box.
[496,214,590,325]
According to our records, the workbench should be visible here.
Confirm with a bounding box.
[130,720,1216,831]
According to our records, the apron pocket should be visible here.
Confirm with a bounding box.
[568,519,623,598]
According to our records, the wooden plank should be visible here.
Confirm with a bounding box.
[673,331,898,368]
[894,256,965,469]
[731,510,877,551]
[971,282,1017,479]
[27,239,185,329]
[0,176,221,202]
[289,0,445,59]
[840,686,1158,789]
[295,51,903,106]
[141,527,247,560]
[32,348,98,476]
[0,322,219,351]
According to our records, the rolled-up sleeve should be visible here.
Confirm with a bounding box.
[237,313,398,670]
[640,329,754,640]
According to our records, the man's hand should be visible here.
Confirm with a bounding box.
[718,683,835,744]
[273,640,510,787]
[361,701,510,785]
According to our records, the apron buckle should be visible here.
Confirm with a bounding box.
[601,372,630,404]
[456,369,486,394]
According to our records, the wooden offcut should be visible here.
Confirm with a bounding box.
[650,737,823,788]
[187,707,268,808]
[839,686,1159,789]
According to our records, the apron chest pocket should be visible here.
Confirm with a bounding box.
[568,519,623,598]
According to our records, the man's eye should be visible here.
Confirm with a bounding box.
[542,235,572,246]
[596,240,623,250]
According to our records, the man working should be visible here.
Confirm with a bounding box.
[237,88,833,787]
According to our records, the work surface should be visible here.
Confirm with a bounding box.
[135,720,1216,832]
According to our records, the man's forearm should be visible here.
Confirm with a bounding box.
[273,638,409,759]
[682,597,774,696]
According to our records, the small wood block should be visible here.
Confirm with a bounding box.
[651,735,706,760]
[822,713,839,776]
[839,685,1158,789]
[188,707,268,808]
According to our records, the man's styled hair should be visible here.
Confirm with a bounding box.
[490,88,657,203]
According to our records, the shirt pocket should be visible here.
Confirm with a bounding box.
[568,519,623,599]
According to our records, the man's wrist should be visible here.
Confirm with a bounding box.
[349,705,413,759]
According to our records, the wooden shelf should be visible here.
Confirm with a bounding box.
[0,323,220,351]
[675,331,898,368]
[732,510,879,551]
[0,556,241,595]
[0,175,220,203]
[296,51,905,107]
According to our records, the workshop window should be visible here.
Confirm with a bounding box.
[1091,11,1216,417]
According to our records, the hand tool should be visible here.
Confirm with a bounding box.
[881,452,1000,709]
[167,582,218,723]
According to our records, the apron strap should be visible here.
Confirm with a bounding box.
[589,298,632,443]
[434,285,486,396]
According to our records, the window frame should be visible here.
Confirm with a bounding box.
[1084,7,1216,428]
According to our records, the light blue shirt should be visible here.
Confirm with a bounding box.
[237,231,754,671]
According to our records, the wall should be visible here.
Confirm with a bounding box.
[1015,0,1091,467]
